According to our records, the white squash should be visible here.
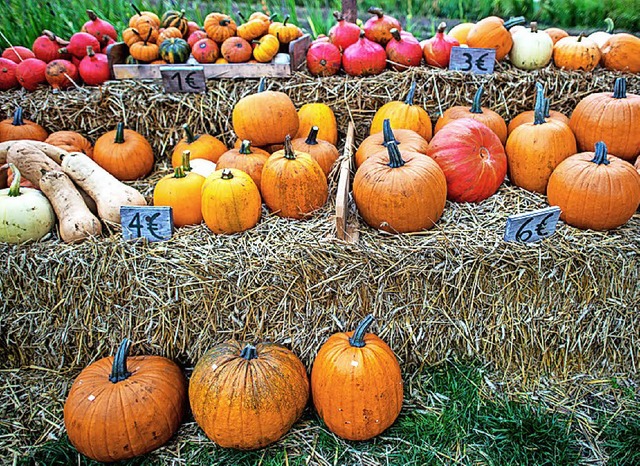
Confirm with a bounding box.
[189,158,217,178]
[588,18,615,49]
[0,164,55,243]
[509,22,554,70]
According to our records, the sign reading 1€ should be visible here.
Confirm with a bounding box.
[160,66,206,93]
[449,47,496,74]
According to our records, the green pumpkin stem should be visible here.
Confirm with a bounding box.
[174,165,186,178]
[349,314,375,348]
[219,19,231,26]
[181,150,192,171]
[504,16,526,30]
[143,27,153,45]
[305,126,319,145]
[283,135,296,160]
[382,118,400,147]
[470,85,484,114]
[368,7,384,18]
[390,28,401,42]
[114,122,125,143]
[109,338,132,383]
[258,77,266,93]
[404,80,417,105]
[543,99,551,119]
[7,163,21,197]
[604,17,615,34]
[239,140,253,154]
[12,107,24,126]
[240,344,258,360]
[577,33,584,43]
[591,141,610,165]
[386,139,406,168]
[183,124,198,144]
[613,78,626,99]
[269,13,278,21]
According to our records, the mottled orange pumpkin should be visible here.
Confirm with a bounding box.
[63,339,187,463]
[93,122,154,180]
[216,140,269,192]
[204,13,237,43]
[311,315,403,441]
[0,107,48,143]
[547,141,640,230]
[553,34,601,71]
[172,124,227,167]
[45,131,93,158]
[189,340,309,449]
[466,16,526,61]
[601,33,640,73]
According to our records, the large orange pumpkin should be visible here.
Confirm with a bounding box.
[260,135,328,219]
[0,107,48,143]
[569,78,640,161]
[63,339,187,463]
[435,85,507,145]
[291,126,339,176]
[93,122,154,180]
[172,124,227,167]
[466,16,525,61]
[232,78,299,147]
[311,315,403,441]
[547,141,640,230]
[354,120,447,233]
[600,33,640,73]
[189,340,309,449]
[216,140,269,192]
[356,126,429,169]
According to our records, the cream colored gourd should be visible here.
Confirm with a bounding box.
[509,22,553,70]
[0,140,68,165]
[6,142,61,188]
[588,18,614,48]
[0,164,55,243]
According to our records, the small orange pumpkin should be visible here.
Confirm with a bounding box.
[252,34,279,63]
[466,16,526,61]
[93,122,154,181]
[172,124,227,167]
[291,126,339,176]
[221,36,253,63]
[158,26,183,44]
[129,5,161,29]
[216,140,270,192]
[129,29,159,62]
[204,13,237,43]
[122,28,144,47]
[601,33,640,73]
[553,34,601,71]
[0,107,48,143]
[237,12,271,41]
[294,103,338,146]
[269,15,303,44]
[545,27,569,44]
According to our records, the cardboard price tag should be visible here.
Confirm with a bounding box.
[121,206,174,242]
[160,66,206,93]
[449,47,496,74]
[504,206,561,243]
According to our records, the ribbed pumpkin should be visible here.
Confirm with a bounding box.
[548,142,640,231]
[153,151,204,227]
[426,118,507,203]
[161,10,189,37]
[506,94,576,194]
[569,78,640,161]
[204,13,237,43]
[157,27,183,44]
[201,168,262,234]
[0,107,48,143]
[237,12,271,41]
[129,4,160,29]
[435,85,507,145]
[356,125,429,168]
[252,34,279,63]
[291,126,339,176]
[294,103,338,146]
[172,124,227,167]
[311,315,403,441]
[553,34,601,72]
[601,33,640,74]
[466,16,526,61]
[370,81,432,143]
[129,29,159,62]
[261,136,328,219]
[189,340,309,449]
[93,123,154,181]
[159,38,190,64]
[507,83,569,135]
[269,15,303,44]
[45,131,93,158]
[216,140,269,192]
[354,121,447,233]
[232,78,299,147]
[63,339,187,463]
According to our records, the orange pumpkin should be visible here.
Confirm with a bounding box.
[172,124,227,167]
[216,140,269,192]
[435,85,507,145]
[291,126,339,176]
[269,15,303,44]
[601,33,640,73]
[311,315,403,441]
[45,131,93,158]
[553,34,601,71]
[122,28,144,47]
[93,122,154,180]
[204,13,237,43]
[237,12,271,41]
[221,36,253,63]
[129,29,159,62]
[466,16,526,61]
[158,26,183,44]
[356,127,429,168]
[508,83,569,135]
[0,107,48,143]
[261,135,328,219]
[545,27,569,44]
[252,34,279,63]
[548,141,640,231]
[129,5,160,29]
[569,78,640,161]
[448,22,474,45]
[63,339,187,463]
[294,103,338,146]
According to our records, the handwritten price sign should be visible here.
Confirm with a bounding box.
[504,206,561,243]
[160,66,206,93]
[121,206,174,242]
[449,47,496,74]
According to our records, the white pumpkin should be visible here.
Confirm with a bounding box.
[0,164,55,244]
[588,18,615,49]
[509,22,553,70]
[190,158,217,178]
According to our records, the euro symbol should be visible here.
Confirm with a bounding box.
[144,212,164,240]
[475,53,489,71]
[185,71,199,89]
[535,212,554,237]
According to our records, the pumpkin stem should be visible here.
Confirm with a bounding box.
[367,7,385,19]
[143,27,153,45]
[333,10,344,22]
[221,168,234,180]
[181,150,192,171]
[305,126,319,145]
[240,344,258,360]
[382,118,400,147]
[349,314,375,348]
[543,99,551,119]
[390,28,401,42]
[533,95,546,125]
[7,163,21,197]
[114,122,125,143]
[239,140,252,154]
[604,17,614,34]
[174,165,186,178]
[283,135,296,160]
[86,46,95,57]
[258,77,266,93]
[12,107,24,126]
[404,80,417,105]
[470,85,484,114]
[236,10,248,22]
[577,33,584,42]
[613,78,626,99]
[503,16,526,30]
[86,10,98,21]
[269,13,278,21]
[130,3,143,16]
[219,18,231,26]
[591,141,610,165]
[530,21,538,33]
[183,124,198,144]
[282,15,290,27]
[437,22,447,34]
[386,139,405,168]
[109,338,132,383]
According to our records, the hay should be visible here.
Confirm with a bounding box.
[0,66,637,159]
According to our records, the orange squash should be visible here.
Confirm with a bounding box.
[93,122,154,180]
[466,16,525,61]
[601,33,640,73]
[0,107,48,143]
[294,103,338,146]
[553,34,601,71]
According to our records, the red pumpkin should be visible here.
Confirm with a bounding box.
[188,30,208,48]
[426,118,506,202]
[386,28,423,71]
[343,31,387,77]
[192,38,219,63]
[32,30,71,63]
[45,59,79,91]
[0,58,18,90]
[422,22,460,68]
[79,46,110,85]
[306,42,341,77]
[328,11,361,51]
[15,58,47,91]
[81,10,117,44]
[59,32,100,59]
[1,46,35,63]
[364,7,401,46]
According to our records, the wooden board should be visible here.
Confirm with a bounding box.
[108,35,311,80]
[335,122,355,242]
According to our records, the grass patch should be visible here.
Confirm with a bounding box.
[600,412,640,466]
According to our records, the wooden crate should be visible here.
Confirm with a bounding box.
[107,35,311,80]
